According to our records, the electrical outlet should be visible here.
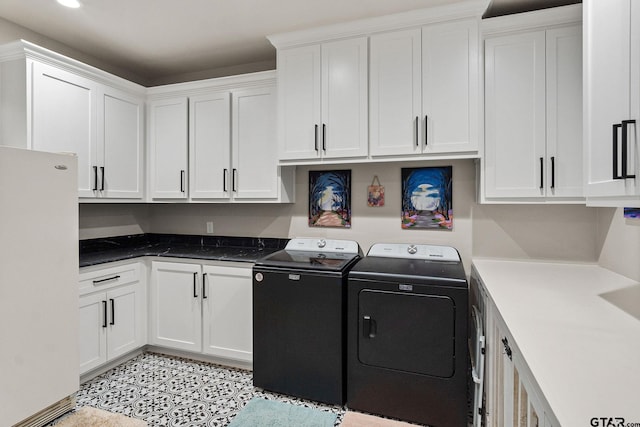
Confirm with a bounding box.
[206,221,214,234]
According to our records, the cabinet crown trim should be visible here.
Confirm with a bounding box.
[146,70,276,99]
[482,3,581,36]
[268,0,487,48]
[0,39,146,95]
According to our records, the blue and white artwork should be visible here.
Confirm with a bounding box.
[401,166,453,230]
[309,170,351,228]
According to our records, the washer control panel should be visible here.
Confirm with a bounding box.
[285,238,360,254]
[367,243,460,261]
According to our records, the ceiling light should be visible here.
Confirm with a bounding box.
[57,0,81,8]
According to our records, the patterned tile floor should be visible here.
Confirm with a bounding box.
[55,352,345,427]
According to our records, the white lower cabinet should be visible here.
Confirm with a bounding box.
[79,262,145,375]
[485,299,559,427]
[150,261,253,363]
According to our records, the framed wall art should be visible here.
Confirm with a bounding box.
[401,166,453,230]
[367,175,385,207]
[309,170,351,228]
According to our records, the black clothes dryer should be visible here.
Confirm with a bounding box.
[347,243,469,427]
[253,238,362,405]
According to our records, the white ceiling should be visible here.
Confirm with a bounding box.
[0,0,578,86]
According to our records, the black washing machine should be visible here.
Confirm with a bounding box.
[253,238,362,405]
[347,243,468,427]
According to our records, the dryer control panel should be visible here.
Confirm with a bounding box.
[367,243,460,262]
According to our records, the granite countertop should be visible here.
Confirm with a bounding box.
[472,259,640,426]
[80,233,289,268]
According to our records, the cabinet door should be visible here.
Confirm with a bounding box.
[321,37,369,159]
[484,31,546,198]
[546,25,583,198]
[423,19,478,153]
[369,28,422,156]
[99,88,143,199]
[149,97,188,199]
[189,92,231,199]
[149,262,202,352]
[584,0,632,197]
[632,0,640,198]
[232,85,278,199]
[79,292,107,375]
[31,61,96,197]
[106,284,140,360]
[202,265,253,362]
[277,45,322,160]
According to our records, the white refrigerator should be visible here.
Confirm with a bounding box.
[0,146,79,426]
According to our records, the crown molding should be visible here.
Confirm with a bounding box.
[268,0,489,49]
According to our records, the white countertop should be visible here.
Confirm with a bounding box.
[472,259,640,427]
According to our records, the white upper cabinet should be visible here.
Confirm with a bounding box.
[189,92,231,200]
[148,97,189,199]
[276,37,368,161]
[584,0,640,206]
[232,85,279,199]
[482,5,583,203]
[370,19,479,158]
[484,31,547,199]
[98,87,144,199]
[423,19,479,154]
[0,41,146,200]
[369,28,423,156]
[31,61,97,197]
[148,71,293,203]
[269,2,487,164]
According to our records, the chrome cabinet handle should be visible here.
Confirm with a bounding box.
[550,156,555,190]
[110,299,115,325]
[223,169,228,192]
[180,170,186,192]
[415,116,419,147]
[100,166,105,191]
[93,166,98,191]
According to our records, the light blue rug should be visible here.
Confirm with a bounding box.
[228,398,338,427]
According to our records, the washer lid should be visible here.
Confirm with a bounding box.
[255,249,360,272]
[367,243,460,261]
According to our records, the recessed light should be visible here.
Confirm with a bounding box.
[57,0,81,8]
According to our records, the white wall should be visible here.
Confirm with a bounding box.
[596,208,640,282]
[472,203,598,262]
[142,159,604,275]
[77,173,640,283]
[79,204,150,240]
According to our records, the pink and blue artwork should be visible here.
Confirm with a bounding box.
[401,166,453,230]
